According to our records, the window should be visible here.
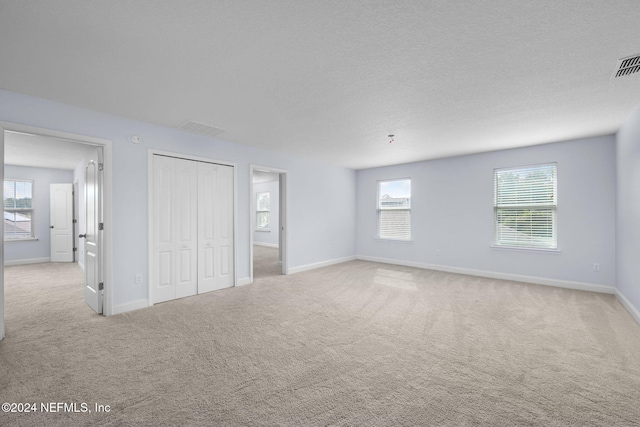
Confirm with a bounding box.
[494,163,557,249]
[256,192,270,231]
[4,179,34,240]
[377,178,411,240]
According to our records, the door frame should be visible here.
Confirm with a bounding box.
[0,122,113,340]
[249,164,289,282]
[147,149,238,306]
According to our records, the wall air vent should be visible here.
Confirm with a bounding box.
[612,54,640,79]
[178,121,225,138]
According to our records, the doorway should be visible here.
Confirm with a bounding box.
[250,165,288,281]
[0,123,112,340]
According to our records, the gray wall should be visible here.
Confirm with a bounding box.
[4,164,74,264]
[0,89,357,309]
[356,135,617,287]
[616,105,640,316]
[253,180,279,247]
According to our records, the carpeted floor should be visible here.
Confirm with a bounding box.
[1,261,639,426]
[253,245,281,279]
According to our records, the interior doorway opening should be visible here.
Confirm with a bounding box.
[0,123,112,340]
[250,165,288,282]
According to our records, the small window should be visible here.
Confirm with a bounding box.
[494,163,557,249]
[377,179,411,240]
[256,192,270,231]
[4,179,34,240]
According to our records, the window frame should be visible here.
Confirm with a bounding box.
[4,178,35,241]
[255,191,270,232]
[376,178,412,241]
[493,163,557,250]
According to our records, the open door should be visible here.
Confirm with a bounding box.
[83,157,103,314]
[50,183,74,262]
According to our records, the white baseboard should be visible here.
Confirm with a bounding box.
[4,257,50,266]
[253,242,279,248]
[356,255,616,295]
[112,299,150,315]
[236,277,252,287]
[289,255,357,275]
[616,290,640,325]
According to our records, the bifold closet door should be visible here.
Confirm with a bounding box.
[153,156,198,303]
[198,162,234,293]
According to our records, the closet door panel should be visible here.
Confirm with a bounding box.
[174,159,198,299]
[216,165,234,288]
[153,156,176,303]
[198,162,218,293]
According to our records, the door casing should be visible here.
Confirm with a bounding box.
[0,122,113,340]
[249,164,289,282]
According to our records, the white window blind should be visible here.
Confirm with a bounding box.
[4,179,34,240]
[377,179,411,240]
[494,163,557,249]
[256,192,270,231]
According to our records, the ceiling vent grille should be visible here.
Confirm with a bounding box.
[612,54,640,79]
[178,121,225,138]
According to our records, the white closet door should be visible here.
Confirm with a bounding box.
[174,158,198,299]
[153,155,176,303]
[215,164,235,289]
[153,156,198,303]
[198,162,234,293]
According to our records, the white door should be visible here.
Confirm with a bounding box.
[50,183,74,262]
[152,156,198,303]
[84,159,103,314]
[214,164,235,289]
[197,163,234,293]
[174,159,198,299]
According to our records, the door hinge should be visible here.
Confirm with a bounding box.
[99,283,104,291]
[99,223,104,231]
[73,219,77,224]
[98,163,104,171]
[73,247,77,252]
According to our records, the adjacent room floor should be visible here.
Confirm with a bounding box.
[1,261,639,426]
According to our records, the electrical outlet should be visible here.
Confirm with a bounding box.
[593,263,600,272]
[135,274,143,284]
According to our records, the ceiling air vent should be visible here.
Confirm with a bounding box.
[612,54,640,79]
[178,121,225,138]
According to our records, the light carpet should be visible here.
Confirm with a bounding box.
[1,261,639,426]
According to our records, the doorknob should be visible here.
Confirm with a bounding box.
[50,225,54,229]
[79,234,87,238]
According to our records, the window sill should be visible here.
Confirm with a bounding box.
[375,237,413,243]
[4,237,39,242]
[490,245,560,254]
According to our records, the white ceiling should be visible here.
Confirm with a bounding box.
[4,131,97,170]
[1,1,639,170]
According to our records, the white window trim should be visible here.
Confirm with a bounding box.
[493,163,557,251]
[376,178,412,241]
[4,178,35,241]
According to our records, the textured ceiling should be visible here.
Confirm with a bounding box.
[4,131,97,170]
[1,1,640,169]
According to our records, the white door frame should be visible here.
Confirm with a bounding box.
[249,164,289,282]
[147,149,238,306]
[0,122,113,340]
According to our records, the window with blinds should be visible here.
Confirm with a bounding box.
[494,163,557,249]
[377,179,411,240]
[256,192,270,231]
[4,179,34,240]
